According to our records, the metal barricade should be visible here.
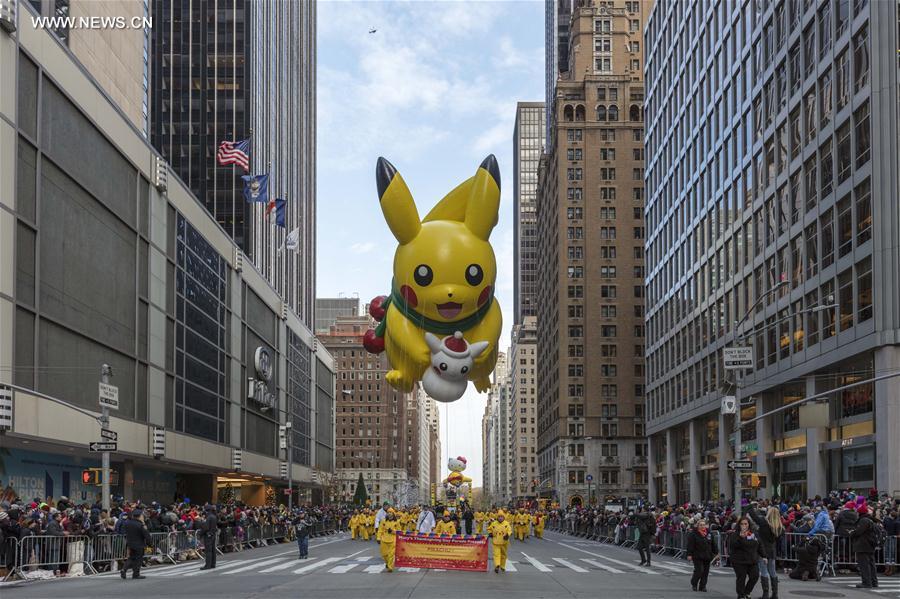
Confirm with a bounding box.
[90,534,127,571]
[1,537,18,581]
[168,530,202,561]
[148,531,176,564]
[7,534,97,580]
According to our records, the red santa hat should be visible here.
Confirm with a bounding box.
[442,332,468,354]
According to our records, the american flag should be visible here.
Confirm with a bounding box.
[216,138,251,171]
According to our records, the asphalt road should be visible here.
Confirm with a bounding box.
[2,530,896,599]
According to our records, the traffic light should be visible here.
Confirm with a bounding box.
[82,469,97,485]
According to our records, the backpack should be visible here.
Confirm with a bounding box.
[872,522,887,547]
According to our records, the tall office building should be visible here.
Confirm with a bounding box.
[24,0,150,133]
[510,318,539,500]
[545,0,575,141]
[151,0,316,327]
[513,103,546,324]
[425,396,441,498]
[644,1,899,504]
[320,315,418,505]
[484,353,511,504]
[536,0,649,507]
[315,297,360,334]
[3,4,333,506]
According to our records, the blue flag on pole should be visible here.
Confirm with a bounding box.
[266,198,287,227]
[242,174,269,203]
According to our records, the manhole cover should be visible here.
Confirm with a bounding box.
[789,591,846,597]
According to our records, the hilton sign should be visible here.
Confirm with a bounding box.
[248,347,276,410]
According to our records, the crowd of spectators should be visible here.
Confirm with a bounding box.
[0,494,351,576]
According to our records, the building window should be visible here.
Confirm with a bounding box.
[854,101,870,168]
[853,26,868,92]
[855,179,871,245]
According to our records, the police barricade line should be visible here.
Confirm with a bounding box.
[148,531,177,565]
[1,537,19,581]
[831,534,897,569]
[7,534,97,580]
[90,534,127,571]
[168,530,203,562]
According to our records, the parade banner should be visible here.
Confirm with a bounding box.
[394,532,488,572]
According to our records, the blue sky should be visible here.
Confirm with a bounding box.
[316,0,544,489]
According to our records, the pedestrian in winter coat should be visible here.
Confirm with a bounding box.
[850,505,878,589]
[749,506,784,599]
[834,502,859,536]
[120,511,151,580]
[686,519,717,592]
[728,517,762,599]
[200,506,218,570]
[293,512,311,559]
[635,510,656,566]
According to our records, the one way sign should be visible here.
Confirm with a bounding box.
[89,441,117,452]
[728,460,753,470]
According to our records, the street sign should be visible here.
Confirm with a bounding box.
[98,383,119,410]
[723,347,753,370]
[728,460,753,470]
[89,441,117,452]
[585,474,593,482]
[100,428,117,441]
[284,488,293,496]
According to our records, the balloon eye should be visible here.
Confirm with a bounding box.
[414,264,433,286]
[461,366,469,374]
[439,363,448,371]
[465,264,483,286]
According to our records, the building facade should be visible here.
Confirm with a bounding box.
[644,0,900,503]
[545,0,575,141]
[484,352,511,505]
[150,0,316,328]
[24,0,150,133]
[425,398,441,503]
[409,387,434,503]
[513,103,546,324]
[315,297,360,335]
[537,0,649,507]
[510,317,539,500]
[1,7,334,506]
[320,315,420,506]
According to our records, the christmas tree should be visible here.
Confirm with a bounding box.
[218,483,235,504]
[353,473,368,506]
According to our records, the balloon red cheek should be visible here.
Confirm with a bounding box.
[478,286,492,307]
[400,285,418,308]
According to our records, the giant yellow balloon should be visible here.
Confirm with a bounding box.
[362,156,503,401]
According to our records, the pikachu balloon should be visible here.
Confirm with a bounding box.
[362,156,502,401]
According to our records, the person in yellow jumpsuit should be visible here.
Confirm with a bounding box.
[532,511,545,539]
[367,511,376,540]
[488,513,513,573]
[433,513,457,536]
[379,512,402,572]
[514,509,529,541]
[475,511,485,535]
[349,511,359,540]
[359,510,370,541]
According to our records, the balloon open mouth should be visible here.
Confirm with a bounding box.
[436,302,462,319]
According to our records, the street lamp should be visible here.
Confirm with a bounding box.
[724,281,837,509]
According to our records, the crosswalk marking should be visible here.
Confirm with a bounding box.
[652,562,692,574]
[504,560,518,572]
[260,558,315,573]
[398,567,420,572]
[328,563,359,573]
[580,558,624,574]
[293,556,343,574]
[225,557,289,574]
[182,549,298,577]
[354,556,373,562]
[552,558,588,572]
[364,564,385,573]
[521,552,552,572]
[556,542,658,574]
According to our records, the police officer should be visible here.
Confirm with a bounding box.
[120,509,151,580]
[200,505,218,570]
[294,510,311,559]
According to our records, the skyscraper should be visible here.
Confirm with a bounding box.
[315,297,360,334]
[644,0,899,504]
[537,0,649,506]
[545,0,574,142]
[151,0,316,327]
[510,317,539,500]
[513,102,546,324]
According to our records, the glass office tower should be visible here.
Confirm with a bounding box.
[643,0,899,504]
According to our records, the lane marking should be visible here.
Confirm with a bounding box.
[259,557,318,573]
[652,562,693,574]
[224,556,291,574]
[520,552,552,572]
[552,557,588,572]
[398,567,420,572]
[580,558,624,574]
[364,564,385,573]
[293,556,342,574]
[556,542,658,574]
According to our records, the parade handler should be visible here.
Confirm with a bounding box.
[379,512,402,572]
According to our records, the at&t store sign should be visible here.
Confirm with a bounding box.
[248,346,276,410]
